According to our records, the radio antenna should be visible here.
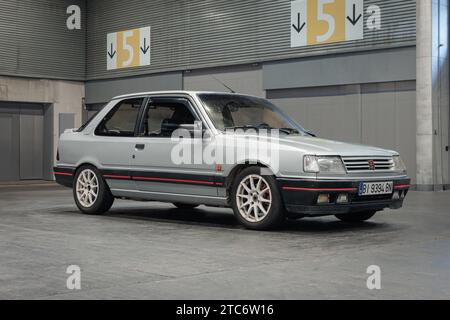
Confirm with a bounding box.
[211,75,236,93]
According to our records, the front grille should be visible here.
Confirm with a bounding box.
[342,157,394,173]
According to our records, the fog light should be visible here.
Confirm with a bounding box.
[392,191,400,200]
[337,194,349,204]
[317,194,330,204]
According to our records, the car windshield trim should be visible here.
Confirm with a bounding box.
[77,110,100,132]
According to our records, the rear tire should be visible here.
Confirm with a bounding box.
[335,211,376,223]
[231,167,285,230]
[73,165,114,215]
[173,203,199,209]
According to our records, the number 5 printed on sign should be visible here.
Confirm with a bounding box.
[291,0,364,48]
[121,30,135,67]
[316,0,336,43]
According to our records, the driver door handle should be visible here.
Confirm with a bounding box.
[135,144,145,150]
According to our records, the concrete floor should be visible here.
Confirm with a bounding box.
[0,184,449,300]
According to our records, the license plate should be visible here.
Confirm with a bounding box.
[358,181,393,196]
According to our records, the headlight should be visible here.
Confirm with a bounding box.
[393,156,407,172]
[303,156,346,174]
[304,155,320,173]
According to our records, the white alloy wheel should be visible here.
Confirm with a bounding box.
[76,169,99,208]
[236,174,272,223]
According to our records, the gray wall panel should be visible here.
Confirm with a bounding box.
[361,82,416,180]
[393,83,417,183]
[59,113,75,137]
[85,72,183,104]
[0,0,86,80]
[361,83,397,151]
[86,0,416,80]
[183,65,264,97]
[268,80,417,183]
[263,47,416,90]
[0,0,417,80]
[268,85,362,144]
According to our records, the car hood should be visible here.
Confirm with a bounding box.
[222,133,397,157]
[282,136,397,156]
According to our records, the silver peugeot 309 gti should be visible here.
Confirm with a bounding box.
[54,91,410,230]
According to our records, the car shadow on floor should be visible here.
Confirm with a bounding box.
[83,204,396,234]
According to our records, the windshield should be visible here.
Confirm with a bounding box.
[198,94,306,135]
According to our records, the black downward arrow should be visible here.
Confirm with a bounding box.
[292,13,306,33]
[140,38,150,54]
[107,43,116,59]
[347,4,362,26]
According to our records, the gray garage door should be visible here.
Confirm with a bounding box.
[0,102,44,181]
[267,81,417,183]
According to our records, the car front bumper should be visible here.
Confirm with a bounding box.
[278,177,410,218]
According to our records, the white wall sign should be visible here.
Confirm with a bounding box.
[291,0,367,48]
[107,26,151,70]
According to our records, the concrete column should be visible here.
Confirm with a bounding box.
[416,0,449,191]
[439,0,450,189]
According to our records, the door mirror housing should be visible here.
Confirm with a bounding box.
[178,123,206,137]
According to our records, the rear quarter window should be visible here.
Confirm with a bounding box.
[95,98,143,137]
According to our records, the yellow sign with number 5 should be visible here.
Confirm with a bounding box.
[291,0,364,48]
[107,26,151,70]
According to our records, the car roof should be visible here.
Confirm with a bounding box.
[112,90,255,100]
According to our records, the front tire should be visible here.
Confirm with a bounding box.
[73,165,114,215]
[231,167,285,230]
[335,211,376,223]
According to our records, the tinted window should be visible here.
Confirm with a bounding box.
[95,98,143,136]
[139,99,197,137]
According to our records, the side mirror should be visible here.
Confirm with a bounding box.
[178,123,206,137]
[178,123,195,132]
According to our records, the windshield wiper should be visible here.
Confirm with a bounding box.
[224,126,300,135]
[278,128,300,135]
[224,125,261,131]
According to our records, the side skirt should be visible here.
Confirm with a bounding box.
[111,188,229,207]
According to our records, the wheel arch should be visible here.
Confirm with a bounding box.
[225,161,280,201]
[74,161,99,175]
[72,161,111,189]
[73,156,103,173]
